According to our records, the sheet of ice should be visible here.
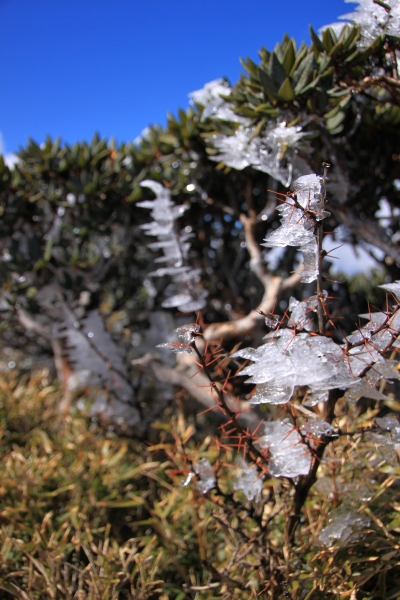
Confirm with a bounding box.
[259,419,312,478]
[303,390,329,407]
[344,380,389,403]
[193,458,216,494]
[380,280,400,303]
[175,323,200,344]
[233,458,263,501]
[317,507,370,546]
[301,419,336,438]
[367,432,399,466]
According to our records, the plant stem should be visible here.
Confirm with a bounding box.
[191,340,266,466]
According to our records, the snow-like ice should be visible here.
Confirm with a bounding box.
[233,458,263,501]
[193,458,216,494]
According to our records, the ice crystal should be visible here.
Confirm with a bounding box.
[334,0,400,47]
[317,507,370,546]
[367,432,399,466]
[380,280,400,303]
[261,174,329,283]
[210,121,307,186]
[188,79,239,122]
[301,419,336,438]
[233,458,263,501]
[259,419,312,478]
[193,458,216,494]
[234,326,362,406]
[156,323,200,353]
[139,181,208,312]
[156,341,193,354]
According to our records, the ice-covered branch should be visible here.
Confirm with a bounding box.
[209,120,308,187]
[139,181,208,312]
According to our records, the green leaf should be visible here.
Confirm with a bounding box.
[277,78,295,101]
[258,67,278,99]
[293,53,315,93]
[269,51,287,89]
[326,110,346,130]
[329,40,344,59]
[322,27,337,53]
[282,39,296,75]
[310,26,324,53]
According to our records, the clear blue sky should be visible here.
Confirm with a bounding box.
[0,0,349,155]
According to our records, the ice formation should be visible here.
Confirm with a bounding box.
[317,507,370,546]
[259,419,312,478]
[262,174,328,283]
[188,79,241,123]
[193,458,216,494]
[210,121,307,186]
[233,292,400,406]
[301,419,336,439]
[331,0,400,47]
[232,457,263,501]
[139,181,208,312]
[157,322,200,354]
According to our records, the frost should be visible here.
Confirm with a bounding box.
[334,0,400,47]
[261,174,328,283]
[188,79,239,122]
[259,419,312,478]
[193,458,216,494]
[234,329,360,406]
[233,458,263,501]
[209,121,308,186]
[317,507,370,546]
[139,181,208,312]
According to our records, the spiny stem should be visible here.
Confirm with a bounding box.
[191,340,266,466]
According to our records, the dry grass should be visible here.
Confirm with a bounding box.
[0,370,399,599]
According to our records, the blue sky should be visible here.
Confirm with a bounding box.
[0,0,349,155]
